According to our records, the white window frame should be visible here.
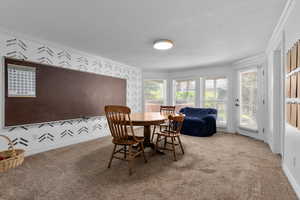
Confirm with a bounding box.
[143,79,167,112]
[201,76,228,128]
[172,79,197,110]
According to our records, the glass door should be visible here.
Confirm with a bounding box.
[238,69,258,131]
[235,66,266,141]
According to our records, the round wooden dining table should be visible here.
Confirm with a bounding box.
[127,112,167,148]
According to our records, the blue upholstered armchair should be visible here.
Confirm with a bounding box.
[179,107,217,137]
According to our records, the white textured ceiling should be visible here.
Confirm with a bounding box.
[0,0,286,71]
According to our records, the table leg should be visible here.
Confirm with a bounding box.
[143,125,151,147]
[143,125,164,154]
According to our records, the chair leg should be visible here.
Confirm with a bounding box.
[151,126,156,142]
[177,136,184,154]
[140,142,147,163]
[128,144,133,175]
[124,145,127,159]
[164,136,167,149]
[171,137,177,161]
[155,134,161,152]
[108,144,117,168]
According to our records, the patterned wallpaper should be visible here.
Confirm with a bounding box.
[0,32,142,155]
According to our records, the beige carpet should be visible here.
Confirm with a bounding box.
[0,133,297,200]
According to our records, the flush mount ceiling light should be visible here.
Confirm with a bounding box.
[153,39,174,50]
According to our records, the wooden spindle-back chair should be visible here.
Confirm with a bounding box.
[151,106,176,142]
[160,106,176,115]
[155,114,185,161]
[105,105,147,175]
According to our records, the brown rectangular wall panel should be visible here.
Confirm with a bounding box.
[286,76,291,97]
[291,45,297,70]
[287,50,291,73]
[291,104,298,127]
[4,58,127,126]
[291,74,297,98]
[298,72,300,98]
[298,104,300,128]
[287,103,291,124]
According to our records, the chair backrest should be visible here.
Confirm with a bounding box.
[167,115,185,134]
[105,105,135,141]
[160,106,176,115]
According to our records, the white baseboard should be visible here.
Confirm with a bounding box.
[283,163,300,199]
[25,134,108,156]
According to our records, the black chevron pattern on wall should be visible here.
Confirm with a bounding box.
[60,121,73,126]
[77,56,88,65]
[38,123,54,128]
[6,51,28,60]
[38,56,53,64]
[12,137,29,147]
[76,56,89,70]
[37,46,55,64]
[6,38,28,60]
[38,133,54,142]
[60,130,74,138]
[6,38,27,51]
[76,118,89,124]
[9,126,29,132]
[78,127,88,134]
[58,50,71,60]
[37,46,55,57]
[58,50,71,67]
[93,124,102,131]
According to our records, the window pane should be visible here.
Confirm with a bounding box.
[174,80,196,112]
[240,70,258,130]
[144,80,166,112]
[204,79,215,101]
[216,78,227,100]
[216,102,227,126]
[203,77,227,126]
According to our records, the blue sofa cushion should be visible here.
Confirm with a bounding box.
[179,107,217,137]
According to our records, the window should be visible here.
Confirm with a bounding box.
[174,79,196,112]
[202,77,228,126]
[144,80,166,112]
[239,70,258,130]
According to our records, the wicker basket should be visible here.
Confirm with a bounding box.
[0,135,25,172]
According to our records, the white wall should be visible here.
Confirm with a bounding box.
[283,1,300,197]
[266,0,300,197]
[0,29,142,156]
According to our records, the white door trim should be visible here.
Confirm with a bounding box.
[235,66,265,141]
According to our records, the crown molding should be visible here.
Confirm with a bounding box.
[266,0,296,54]
[232,53,266,69]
